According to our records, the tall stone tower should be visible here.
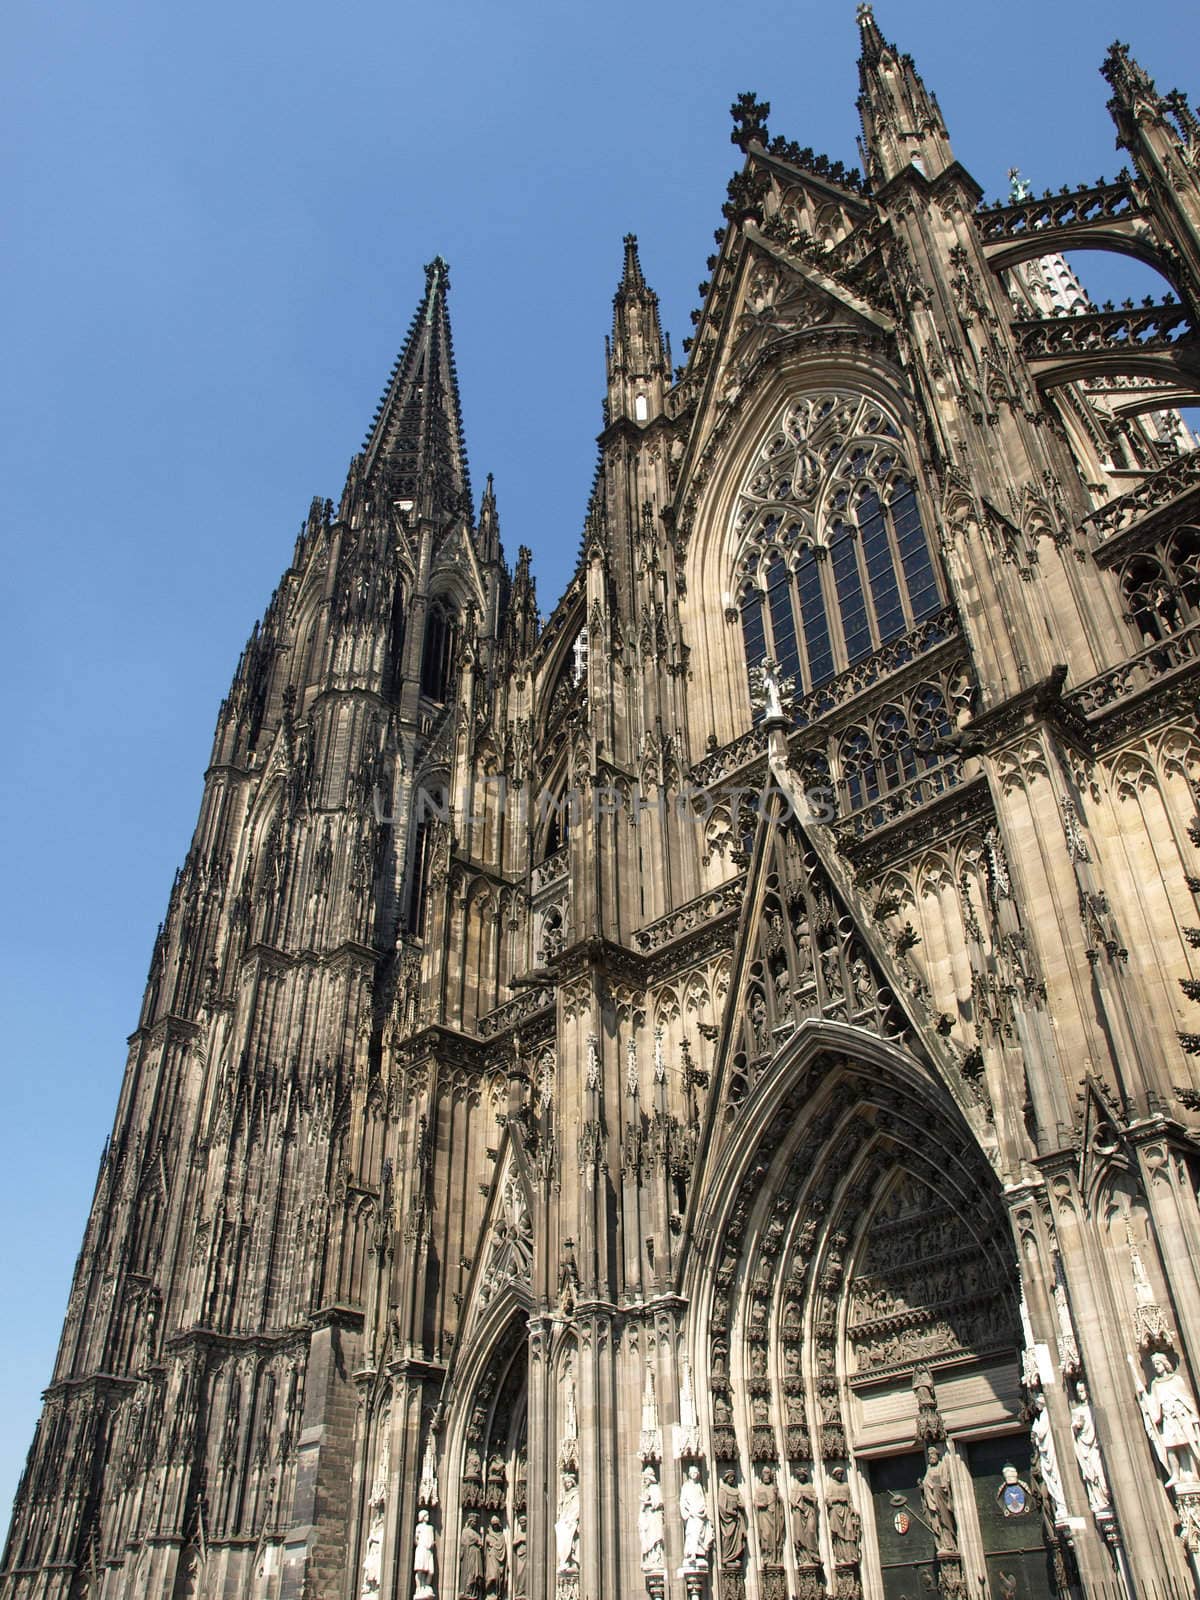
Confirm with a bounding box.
[6,10,1200,1600]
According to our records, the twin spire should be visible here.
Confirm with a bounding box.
[362,255,472,525]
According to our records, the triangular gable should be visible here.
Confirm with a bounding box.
[429,517,488,604]
[457,1132,535,1347]
[704,739,990,1149]
[715,801,907,1117]
[673,231,896,510]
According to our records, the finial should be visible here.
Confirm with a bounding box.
[855,1,886,62]
[620,234,645,290]
[730,91,770,154]
[1007,166,1032,203]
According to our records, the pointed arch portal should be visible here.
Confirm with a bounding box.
[689,1037,1057,1599]
[444,1312,530,1600]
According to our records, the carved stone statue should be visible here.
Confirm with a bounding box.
[511,1515,527,1600]
[1137,1351,1200,1484]
[360,1493,385,1599]
[716,1469,746,1567]
[638,1465,665,1571]
[753,1466,784,1563]
[1030,1394,1068,1525]
[555,1470,580,1573]
[484,1516,507,1599]
[459,1514,484,1600]
[680,1464,714,1568]
[789,1467,821,1563]
[1070,1384,1111,1514]
[825,1467,860,1565]
[920,1446,958,1552]
[414,1508,437,1600]
[748,657,797,724]
[912,1364,936,1411]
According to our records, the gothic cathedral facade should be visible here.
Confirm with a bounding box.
[7,10,1200,1600]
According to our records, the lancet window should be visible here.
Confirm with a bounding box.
[735,393,943,706]
[420,597,458,701]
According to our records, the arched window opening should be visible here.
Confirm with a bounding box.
[831,523,872,665]
[544,805,568,857]
[796,547,834,686]
[733,393,944,715]
[836,684,953,814]
[420,600,458,701]
[764,552,801,687]
[1122,555,1175,644]
[911,683,953,757]
[1169,527,1200,614]
[874,705,916,792]
[385,584,407,698]
[739,580,767,680]
[840,727,878,812]
[856,486,906,642]
[407,795,444,938]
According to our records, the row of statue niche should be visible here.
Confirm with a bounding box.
[671,1462,861,1571]
[459,1511,527,1600]
[745,950,873,1052]
[1025,1353,1200,1528]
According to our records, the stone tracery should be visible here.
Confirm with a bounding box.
[734,392,944,703]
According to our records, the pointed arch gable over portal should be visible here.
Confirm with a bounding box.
[681,1020,1049,1597]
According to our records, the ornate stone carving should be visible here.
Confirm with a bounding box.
[555,1471,580,1575]
[920,1446,958,1553]
[1069,1383,1111,1514]
[680,1464,714,1571]
[414,1510,437,1600]
[639,1465,666,1572]
[716,1470,746,1569]
[1135,1351,1200,1484]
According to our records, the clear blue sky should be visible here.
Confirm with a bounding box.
[1,0,1196,1524]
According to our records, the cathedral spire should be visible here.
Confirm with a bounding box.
[606,234,670,426]
[855,5,953,187]
[361,256,472,523]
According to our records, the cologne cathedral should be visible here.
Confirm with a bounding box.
[8,9,1200,1600]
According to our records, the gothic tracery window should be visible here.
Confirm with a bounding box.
[1119,525,1200,644]
[734,393,943,706]
[836,682,953,812]
[420,597,458,701]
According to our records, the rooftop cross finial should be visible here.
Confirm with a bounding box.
[730,91,770,154]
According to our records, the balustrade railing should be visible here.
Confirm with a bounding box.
[1082,449,1200,545]
[1016,300,1191,362]
[976,178,1134,242]
[833,759,962,845]
[1069,622,1200,716]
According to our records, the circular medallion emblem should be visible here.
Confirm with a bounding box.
[892,1510,911,1536]
[997,1473,1030,1517]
